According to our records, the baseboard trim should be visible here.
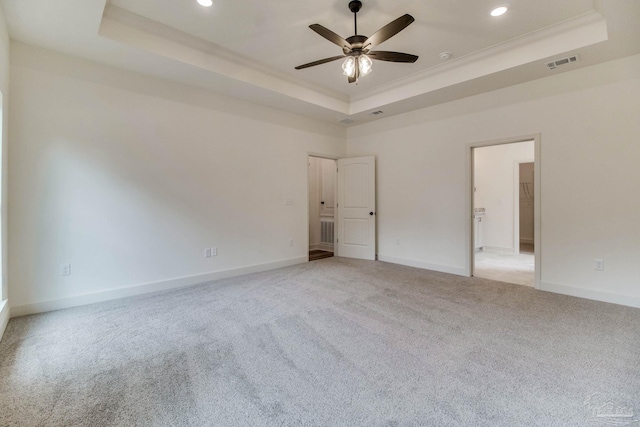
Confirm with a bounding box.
[0,300,9,341]
[10,257,308,318]
[540,281,640,309]
[377,255,467,276]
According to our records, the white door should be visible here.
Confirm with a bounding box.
[336,156,376,260]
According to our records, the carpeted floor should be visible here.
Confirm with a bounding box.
[1,258,639,426]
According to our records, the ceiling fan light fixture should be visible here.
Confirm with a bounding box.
[342,56,373,79]
[197,0,213,7]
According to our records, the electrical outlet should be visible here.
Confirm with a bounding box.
[60,264,71,276]
[211,247,217,256]
[204,248,212,258]
[594,259,604,271]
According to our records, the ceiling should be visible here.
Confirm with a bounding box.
[2,0,640,126]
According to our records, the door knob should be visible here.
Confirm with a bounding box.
[370,212,374,216]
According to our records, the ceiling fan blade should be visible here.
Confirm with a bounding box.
[309,24,352,50]
[368,51,418,63]
[295,55,346,70]
[363,14,415,50]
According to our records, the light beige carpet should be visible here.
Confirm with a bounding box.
[1,257,638,426]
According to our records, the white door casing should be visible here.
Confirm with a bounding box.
[336,156,376,260]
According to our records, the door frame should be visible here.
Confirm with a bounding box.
[307,153,338,261]
[466,134,541,289]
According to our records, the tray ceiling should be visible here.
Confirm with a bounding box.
[2,0,639,125]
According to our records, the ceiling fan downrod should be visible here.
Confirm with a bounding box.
[349,1,362,35]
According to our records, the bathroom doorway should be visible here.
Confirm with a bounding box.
[472,140,537,287]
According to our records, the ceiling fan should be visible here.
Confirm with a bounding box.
[295,0,418,84]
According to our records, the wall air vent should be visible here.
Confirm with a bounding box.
[339,117,355,124]
[547,55,580,70]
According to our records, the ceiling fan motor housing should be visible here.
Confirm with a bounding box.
[344,35,367,55]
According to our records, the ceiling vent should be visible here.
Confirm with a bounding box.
[370,110,384,116]
[339,117,355,124]
[547,55,579,70]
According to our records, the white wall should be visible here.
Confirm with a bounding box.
[8,43,346,315]
[474,141,534,252]
[348,53,640,308]
[0,3,10,337]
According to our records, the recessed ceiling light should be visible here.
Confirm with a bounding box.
[490,6,508,17]
[197,0,213,7]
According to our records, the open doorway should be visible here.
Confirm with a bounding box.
[308,156,336,261]
[472,140,536,286]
